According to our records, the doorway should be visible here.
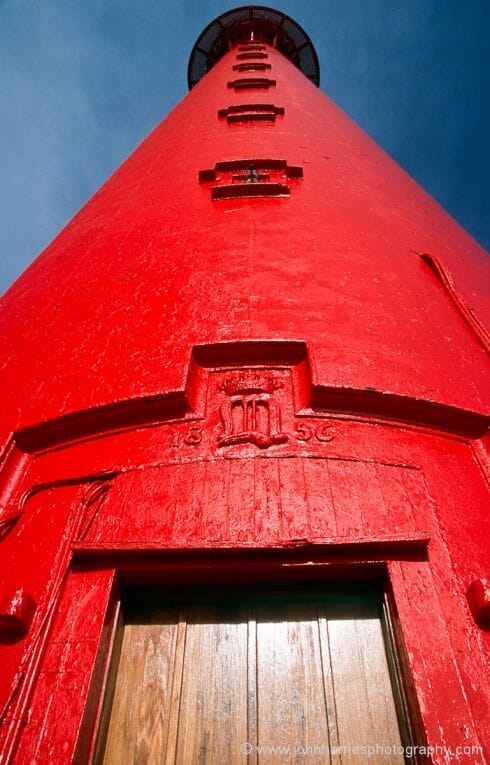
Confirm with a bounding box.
[95,585,410,763]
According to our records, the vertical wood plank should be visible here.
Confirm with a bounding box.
[163,612,187,765]
[256,603,332,764]
[253,458,281,543]
[247,612,258,765]
[326,605,405,765]
[399,468,430,532]
[375,464,415,534]
[278,459,309,539]
[328,460,364,537]
[347,461,386,537]
[101,609,180,765]
[228,460,256,540]
[317,610,341,765]
[174,606,249,764]
[202,461,229,542]
[155,465,178,542]
[173,462,206,544]
[303,459,336,538]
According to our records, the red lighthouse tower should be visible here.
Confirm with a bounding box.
[0,6,489,763]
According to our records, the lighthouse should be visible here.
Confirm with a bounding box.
[0,5,489,763]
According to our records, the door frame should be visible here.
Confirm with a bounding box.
[65,543,429,763]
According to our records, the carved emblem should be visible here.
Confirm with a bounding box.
[217,371,288,449]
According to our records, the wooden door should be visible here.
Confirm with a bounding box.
[95,588,407,764]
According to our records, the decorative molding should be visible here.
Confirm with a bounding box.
[0,340,485,467]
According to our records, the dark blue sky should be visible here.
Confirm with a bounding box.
[1,0,488,294]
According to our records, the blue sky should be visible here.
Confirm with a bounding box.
[1,0,488,294]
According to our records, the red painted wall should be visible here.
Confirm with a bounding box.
[0,24,489,764]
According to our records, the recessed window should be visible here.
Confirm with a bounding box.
[218,103,284,124]
[232,62,272,72]
[236,51,269,60]
[199,159,303,200]
[238,44,267,52]
[227,77,276,90]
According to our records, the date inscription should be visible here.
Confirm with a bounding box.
[167,425,204,448]
[295,422,335,443]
